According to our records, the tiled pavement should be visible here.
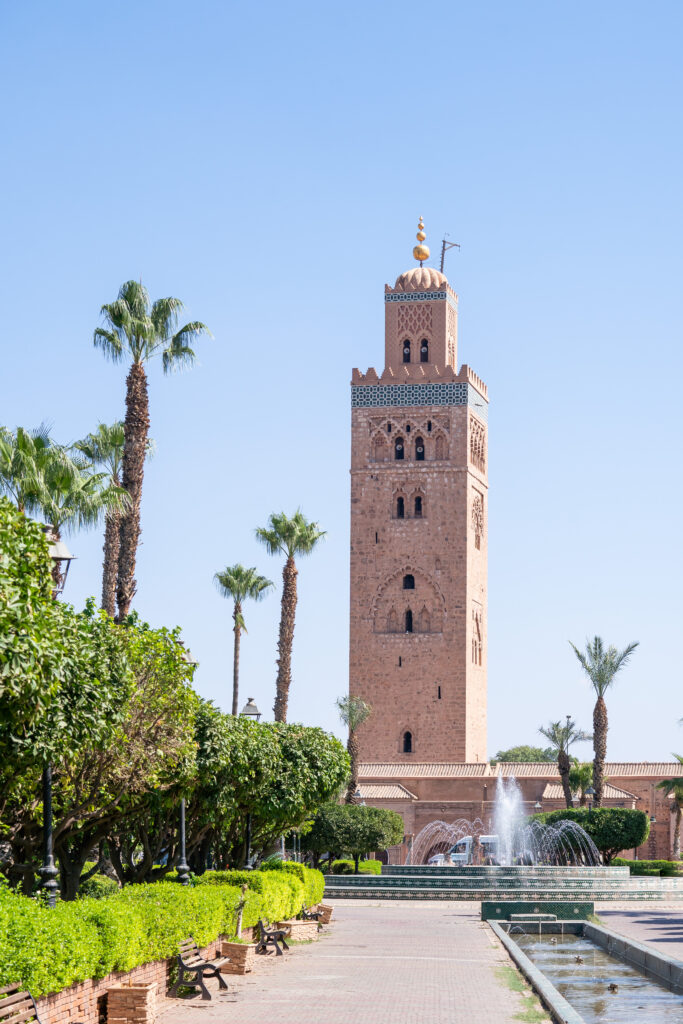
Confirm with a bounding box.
[157,900,542,1024]
[595,901,683,961]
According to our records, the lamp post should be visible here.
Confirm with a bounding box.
[239,699,262,867]
[586,786,596,818]
[175,646,197,885]
[240,697,262,722]
[534,801,542,814]
[39,530,75,906]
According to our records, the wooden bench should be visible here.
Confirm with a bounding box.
[255,919,290,956]
[168,939,229,1000]
[301,904,323,921]
[0,985,43,1024]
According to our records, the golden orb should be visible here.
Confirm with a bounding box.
[413,243,430,262]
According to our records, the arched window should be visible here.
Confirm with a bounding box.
[394,437,404,460]
[403,731,413,753]
[402,340,411,364]
[386,608,398,633]
[418,607,431,633]
[415,436,425,461]
[396,496,405,519]
[435,436,445,460]
[373,437,388,462]
[403,573,415,590]
[405,609,413,633]
[420,339,429,363]
[414,495,423,517]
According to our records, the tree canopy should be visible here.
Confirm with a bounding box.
[491,745,556,764]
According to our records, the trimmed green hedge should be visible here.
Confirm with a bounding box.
[0,865,324,998]
[612,858,683,877]
[258,859,325,906]
[329,859,382,875]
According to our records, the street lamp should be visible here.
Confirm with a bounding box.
[42,526,75,596]
[585,786,596,818]
[240,698,262,722]
[39,529,75,906]
[534,801,542,813]
[239,699,262,867]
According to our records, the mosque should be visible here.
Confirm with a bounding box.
[349,220,676,862]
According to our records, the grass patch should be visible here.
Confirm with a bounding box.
[495,965,551,1023]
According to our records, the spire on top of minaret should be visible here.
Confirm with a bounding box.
[412,216,430,266]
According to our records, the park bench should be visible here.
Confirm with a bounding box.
[301,904,323,921]
[168,939,229,1000]
[0,985,43,1024]
[255,919,290,956]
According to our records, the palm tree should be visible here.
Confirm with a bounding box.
[568,762,594,806]
[255,511,326,722]
[214,564,274,715]
[538,718,591,808]
[570,636,639,806]
[657,754,683,859]
[337,695,372,803]
[38,449,128,591]
[0,424,55,514]
[75,423,154,617]
[94,280,210,621]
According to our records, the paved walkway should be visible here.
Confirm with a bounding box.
[596,902,683,961]
[158,900,544,1024]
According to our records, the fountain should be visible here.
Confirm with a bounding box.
[409,775,600,866]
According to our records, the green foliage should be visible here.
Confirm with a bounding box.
[491,745,556,764]
[534,808,650,863]
[0,867,316,997]
[303,802,403,862]
[78,874,119,899]
[329,859,382,875]
[612,858,682,876]
[258,859,324,905]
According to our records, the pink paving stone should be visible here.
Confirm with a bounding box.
[157,900,543,1024]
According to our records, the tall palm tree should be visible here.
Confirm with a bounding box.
[94,280,210,621]
[570,636,639,806]
[255,511,326,722]
[336,695,372,803]
[213,564,274,716]
[568,762,594,806]
[75,423,154,617]
[657,754,683,859]
[538,718,591,808]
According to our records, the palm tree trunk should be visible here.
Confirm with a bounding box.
[345,731,359,804]
[558,749,573,808]
[274,555,297,722]
[673,805,681,860]
[593,695,608,807]
[116,363,150,622]
[101,510,120,617]
[232,603,242,717]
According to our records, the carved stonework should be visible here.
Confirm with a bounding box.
[472,492,484,549]
[469,417,486,473]
[398,303,433,337]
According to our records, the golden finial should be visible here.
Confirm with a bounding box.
[413,216,430,265]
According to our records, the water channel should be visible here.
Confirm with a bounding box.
[512,932,683,1023]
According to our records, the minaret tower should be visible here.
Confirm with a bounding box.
[349,220,488,764]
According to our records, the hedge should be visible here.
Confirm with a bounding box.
[0,865,324,998]
[329,859,382,875]
[533,807,650,863]
[612,858,683,877]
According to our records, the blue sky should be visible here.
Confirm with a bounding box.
[2,1,681,761]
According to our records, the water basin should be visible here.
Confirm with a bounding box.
[512,931,683,1023]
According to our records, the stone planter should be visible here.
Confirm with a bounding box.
[220,941,257,975]
[276,920,319,942]
[318,903,334,924]
[107,983,157,1024]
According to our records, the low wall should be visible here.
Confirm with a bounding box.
[35,929,257,1024]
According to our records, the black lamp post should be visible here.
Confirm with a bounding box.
[239,699,261,868]
[177,797,190,885]
[40,529,75,906]
[585,785,596,818]
[534,801,542,814]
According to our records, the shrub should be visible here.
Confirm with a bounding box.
[258,860,324,906]
[535,808,650,864]
[0,866,324,998]
[78,874,119,899]
[329,859,382,875]
[612,858,682,877]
